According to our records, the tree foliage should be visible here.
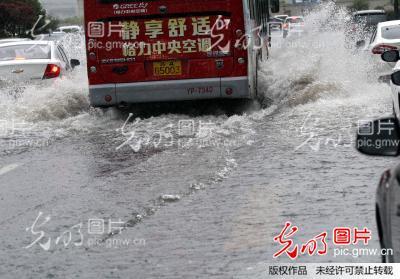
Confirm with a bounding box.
[60,16,84,26]
[0,0,58,38]
[351,0,369,11]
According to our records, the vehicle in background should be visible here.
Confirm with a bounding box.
[346,10,387,48]
[274,14,288,22]
[34,32,67,42]
[0,41,80,85]
[381,50,400,118]
[353,10,387,30]
[283,16,305,38]
[359,21,400,77]
[0,38,30,45]
[55,25,82,33]
[84,0,280,108]
[293,0,320,3]
[356,115,400,262]
[356,50,400,262]
[269,17,284,32]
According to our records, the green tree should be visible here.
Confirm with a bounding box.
[0,0,57,38]
[351,0,369,11]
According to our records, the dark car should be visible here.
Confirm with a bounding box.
[356,115,400,262]
[269,17,284,31]
[346,10,387,48]
[353,10,387,28]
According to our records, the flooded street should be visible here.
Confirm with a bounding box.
[1,4,399,278]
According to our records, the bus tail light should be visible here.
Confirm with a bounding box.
[43,64,61,79]
[237,58,245,64]
[372,44,397,55]
[225,88,233,95]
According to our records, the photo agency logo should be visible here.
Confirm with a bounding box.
[24,212,146,251]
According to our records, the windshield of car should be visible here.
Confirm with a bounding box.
[0,44,51,61]
[381,25,400,40]
[354,13,387,26]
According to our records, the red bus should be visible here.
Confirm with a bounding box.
[83,0,279,107]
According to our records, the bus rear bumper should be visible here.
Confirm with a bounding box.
[89,77,251,107]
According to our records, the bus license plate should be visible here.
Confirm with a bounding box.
[153,61,182,76]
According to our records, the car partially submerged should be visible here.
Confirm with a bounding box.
[360,21,400,77]
[381,50,400,117]
[356,115,400,262]
[0,41,80,86]
[356,50,400,262]
[346,10,387,48]
[283,16,305,38]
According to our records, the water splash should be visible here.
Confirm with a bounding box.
[259,1,383,109]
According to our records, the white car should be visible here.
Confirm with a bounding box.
[380,50,400,118]
[0,41,80,85]
[283,16,305,38]
[363,20,400,76]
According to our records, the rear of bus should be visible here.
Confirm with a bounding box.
[84,0,253,107]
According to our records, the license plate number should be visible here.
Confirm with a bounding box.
[153,61,182,76]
